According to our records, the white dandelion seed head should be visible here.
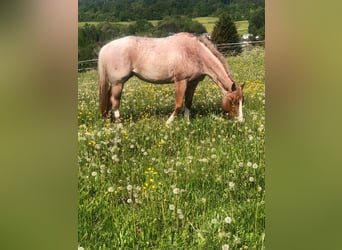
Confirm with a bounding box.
[127,185,133,191]
[224,216,232,224]
[108,187,114,193]
[127,198,132,204]
[178,213,184,220]
[228,182,235,190]
[211,218,218,224]
[169,204,175,210]
[249,177,255,182]
[238,162,244,167]
[222,244,230,250]
[173,187,180,195]
[91,171,97,177]
[252,163,258,169]
[247,162,252,167]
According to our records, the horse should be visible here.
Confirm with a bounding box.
[98,32,245,124]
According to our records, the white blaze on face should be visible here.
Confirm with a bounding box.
[237,99,244,122]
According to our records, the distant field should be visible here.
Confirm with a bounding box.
[78,17,249,36]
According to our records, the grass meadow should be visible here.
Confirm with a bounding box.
[78,18,248,36]
[78,47,265,250]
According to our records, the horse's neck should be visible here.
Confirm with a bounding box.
[200,49,233,92]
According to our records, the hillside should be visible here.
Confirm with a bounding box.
[79,0,265,22]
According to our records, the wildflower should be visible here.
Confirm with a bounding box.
[252,163,258,169]
[249,177,255,182]
[211,218,218,224]
[127,198,132,204]
[127,185,133,191]
[178,213,184,220]
[173,187,180,195]
[177,209,183,215]
[228,182,235,190]
[238,162,244,167]
[247,162,252,167]
[224,216,232,224]
[78,247,84,250]
[108,187,114,193]
[169,204,175,210]
[222,244,230,250]
[91,171,97,177]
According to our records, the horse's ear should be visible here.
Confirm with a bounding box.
[231,82,236,91]
[240,83,245,89]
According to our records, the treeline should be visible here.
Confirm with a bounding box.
[79,0,265,22]
[78,16,207,61]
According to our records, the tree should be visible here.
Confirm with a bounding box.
[211,13,241,54]
[248,7,265,40]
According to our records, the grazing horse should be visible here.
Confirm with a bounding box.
[98,32,245,124]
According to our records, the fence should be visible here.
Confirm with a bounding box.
[78,40,265,72]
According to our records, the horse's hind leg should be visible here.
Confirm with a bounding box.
[109,83,124,122]
[166,79,187,125]
[184,80,200,122]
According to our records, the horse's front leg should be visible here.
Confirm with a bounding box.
[184,80,200,122]
[110,83,124,122]
[166,80,187,125]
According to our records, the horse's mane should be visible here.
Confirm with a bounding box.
[197,34,235,82]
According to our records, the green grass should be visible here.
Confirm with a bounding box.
[78,47,265,249]
[78,18,248,36]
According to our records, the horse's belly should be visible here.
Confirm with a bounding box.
[132,68,174,84]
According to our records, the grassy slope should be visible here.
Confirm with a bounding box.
[78,18,248,35]
[78,47,265,249]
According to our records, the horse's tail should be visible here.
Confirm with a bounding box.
[98,56,111,117]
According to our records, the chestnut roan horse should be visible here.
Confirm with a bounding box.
[98,32,245,124]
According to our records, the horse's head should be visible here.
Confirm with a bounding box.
[222,83,245,122]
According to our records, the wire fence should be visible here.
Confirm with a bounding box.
[78,40,265,72]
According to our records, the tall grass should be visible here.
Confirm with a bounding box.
[78,47,265,249]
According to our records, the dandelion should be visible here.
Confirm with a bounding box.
[173,187,180,195]
[127,198,132,204]
[177,209,182,214]
[91,171,97,177]
[247,162,252,167]
[169,204,175,210]
[222,244,230,250]
[252,163,258,169]
[127,185,133,191]
[78,247,84,250]
[249,177,255,182]
[108,187,114,193]
[238,162,244,167]
[228,182,235,190]
[178,213,184,220]
[224,216,232,224]
[211,218,218,224]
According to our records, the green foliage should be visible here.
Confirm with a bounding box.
[248,8,265,39]
[78,0,265,22]
[211,13,242,55]
[78,48,265,249]
[153,16,207,37]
